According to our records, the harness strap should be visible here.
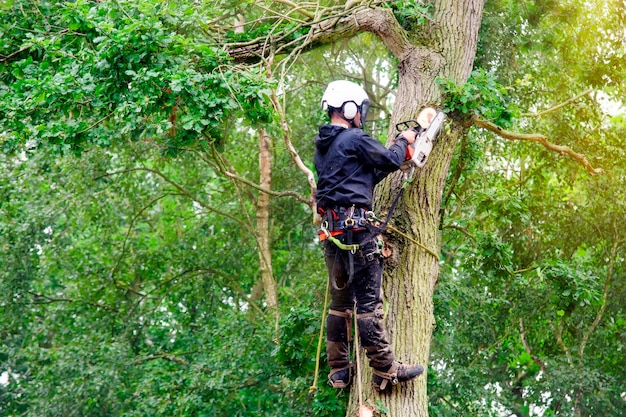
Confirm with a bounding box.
[320,222,359,251]
[355,311,378,319]
[328,363,353,377]
[327,363,354,389]
[345,213,355,290]
[328,309,351,318]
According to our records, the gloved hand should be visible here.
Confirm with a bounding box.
[396,129,417,160]
[399,129,417,144]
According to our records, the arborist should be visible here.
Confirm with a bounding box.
[314,80,424,391]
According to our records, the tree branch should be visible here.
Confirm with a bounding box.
[519,317,547,373]
[225,2,411,63]
[521,88,593,118]
[97,167,249,227]
[256,0,314,20]
[222,170,311,205]
[132,352,193,366]
[0,46,31,63]
[472,115,602,175]
[552,320,573,366]
[109,193,177,285]
[26,291,117,312]
[269,93,316,207]
[578,223,623,359]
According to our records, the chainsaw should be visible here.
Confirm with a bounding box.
[396,108,446,169]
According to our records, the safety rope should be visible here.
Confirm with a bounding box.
[353,299,364,411]
[309,271,330,394]
[366,212,440,262]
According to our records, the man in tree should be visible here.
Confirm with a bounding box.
[315,80,423,391]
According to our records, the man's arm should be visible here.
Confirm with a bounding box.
[358,129,416,173]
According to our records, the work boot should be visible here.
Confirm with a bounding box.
[328,365,353,389]
[372,361,424,391]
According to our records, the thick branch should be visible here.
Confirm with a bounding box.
[472,115,602,175]
[227,3,412,62]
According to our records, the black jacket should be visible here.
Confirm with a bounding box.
[314,125,409,209]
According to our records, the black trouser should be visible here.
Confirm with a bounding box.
[324,231,394,371]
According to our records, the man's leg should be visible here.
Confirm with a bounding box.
[324,241,354,388]
[352,236,424,391]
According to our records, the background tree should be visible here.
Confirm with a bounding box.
[1,1,624,417]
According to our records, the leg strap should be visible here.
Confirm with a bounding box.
[327,363,353,388]
[372,362,399,391]
[329,309,353,341]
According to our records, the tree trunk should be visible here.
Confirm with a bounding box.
[349,2,484,416]
[256,129,278,315]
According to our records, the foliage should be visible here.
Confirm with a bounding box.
[386,0,433,32]
[0,141,341,416]
[437,69,516,127]
[0,0,274,155]
[429,1,626,415]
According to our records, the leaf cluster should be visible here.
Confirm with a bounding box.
[385,0,432,32]
[437,69,516,127]
[0,140,344,416]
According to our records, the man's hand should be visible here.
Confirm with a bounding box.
[400,129,417,144]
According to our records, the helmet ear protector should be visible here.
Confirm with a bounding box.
[343,101,358,119]
[341,100,370,128]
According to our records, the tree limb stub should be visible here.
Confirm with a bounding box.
[472,115,602,176]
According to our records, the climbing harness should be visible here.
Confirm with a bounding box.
[319,206,368,291]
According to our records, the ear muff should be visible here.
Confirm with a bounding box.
[342,102,358,119]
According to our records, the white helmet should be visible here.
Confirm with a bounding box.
[321,80,370,128]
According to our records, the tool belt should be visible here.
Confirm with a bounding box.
[317,206,369,241]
